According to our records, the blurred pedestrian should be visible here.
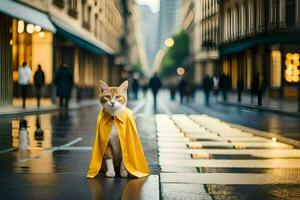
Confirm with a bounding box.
[237,78,244,102]
[212,76,219,102]
[202,75,214,106]
[149,73,162,108]
[132,77,139,100]
[18,61,31,108]
[178,78,187,104]
[34,64,45,107]
[170,85,176,101]
[219,73,230,101]
[55,64,73,110]
[255,72,264,106]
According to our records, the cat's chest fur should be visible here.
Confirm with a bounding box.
[109,123,121,163]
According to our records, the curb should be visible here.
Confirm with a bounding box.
[229,123,300,149]
[220,101,300,118]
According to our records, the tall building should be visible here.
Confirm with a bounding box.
[0,0,127,105]
[181,0,219,85]
[219,0,300,99]
[157,0,182,50]
[138,4,159,68]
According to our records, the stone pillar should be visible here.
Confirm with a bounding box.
[0,14,13,105]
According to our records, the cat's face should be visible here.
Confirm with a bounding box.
[99,80,128,115]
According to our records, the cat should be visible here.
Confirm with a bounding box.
[99,80,128,178]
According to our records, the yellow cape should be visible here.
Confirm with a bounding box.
[87,108,150,178]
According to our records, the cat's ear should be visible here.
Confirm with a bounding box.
[99,80,108,93]
[119,80,128,92]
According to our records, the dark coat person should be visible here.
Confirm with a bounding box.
[202,75,214,106]
[34,64,45,107]
[132,78,139,100]
[178,78,187,104]
[55,64,73,109]
[149,73,162,108]
[219,73,230,101]
[237,78,244,102]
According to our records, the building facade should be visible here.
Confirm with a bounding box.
[181,0,219,85]
[219,0,300,98]
[0,0,126,105]
[157,0,182,50]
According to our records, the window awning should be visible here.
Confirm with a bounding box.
[0,0,56,32]
[51,16,115,56]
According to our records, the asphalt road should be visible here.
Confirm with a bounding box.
[0,90,299,199]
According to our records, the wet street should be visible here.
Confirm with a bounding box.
[0,91,300,199]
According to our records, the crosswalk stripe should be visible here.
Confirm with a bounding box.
[160,173,300,185]
[159,158,300,168]
[156,113,300,186]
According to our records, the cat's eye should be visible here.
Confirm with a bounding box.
[116,95,121,98]
[105,95,111,98]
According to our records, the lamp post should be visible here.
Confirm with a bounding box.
[165,38,174,47]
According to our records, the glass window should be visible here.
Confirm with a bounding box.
[270,50,282,88]
[286,0,295,26]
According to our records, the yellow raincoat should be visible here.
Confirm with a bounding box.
[87,108,150,178]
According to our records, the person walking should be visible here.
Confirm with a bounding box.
[219,73,230,101]
[149,73,162,108]
[18,61,31,108]
[202,75,214,106]
[237,78,244,102]
[212,76,219,102]
[178,78,187,104]
[132,77,139,100]
[55,64,73,109]
[34,64,45,107]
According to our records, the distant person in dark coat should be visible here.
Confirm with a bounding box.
[132,77,139,100]
[149,73,162,108]
[178,78,187,104]
[253,72,264,106]
[202,75,214,106]
[237,78,244,102]
[219,73,230,101]
[34,64,45,107]
[55,64,73,109]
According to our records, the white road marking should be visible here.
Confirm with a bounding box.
[19,137,83,162]
[160,173,300,185]
[160,158,300,168]
[0,148,14,154]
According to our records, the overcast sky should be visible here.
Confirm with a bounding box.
[136,0,160,13]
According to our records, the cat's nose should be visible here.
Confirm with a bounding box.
[111,102,115,106]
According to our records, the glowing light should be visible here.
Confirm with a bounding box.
[34,25,42,32]
[17,20,24,33]
[165,38,174,47]
[26,24,35,34]
[285,53,300,83]
[176,67,185,76]
[9,39,13,46]
[272,137,277,142]
[38,31,45,38]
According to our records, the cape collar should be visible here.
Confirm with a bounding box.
[101,109,127,124]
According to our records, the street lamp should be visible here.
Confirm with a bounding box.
[165,38,174,47]
[176,67,185,76]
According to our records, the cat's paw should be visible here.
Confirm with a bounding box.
[105,170,116,177]
[120,170,128,178]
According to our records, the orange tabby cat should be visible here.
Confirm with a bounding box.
[99,80,128,177]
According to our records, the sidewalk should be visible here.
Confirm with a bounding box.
[0,98,99,117]
[194,91,299,117]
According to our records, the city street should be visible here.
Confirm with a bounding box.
[0,91,299,199]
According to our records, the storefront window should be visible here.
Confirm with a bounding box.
[284,52,300,83]
[270,50,281,88]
